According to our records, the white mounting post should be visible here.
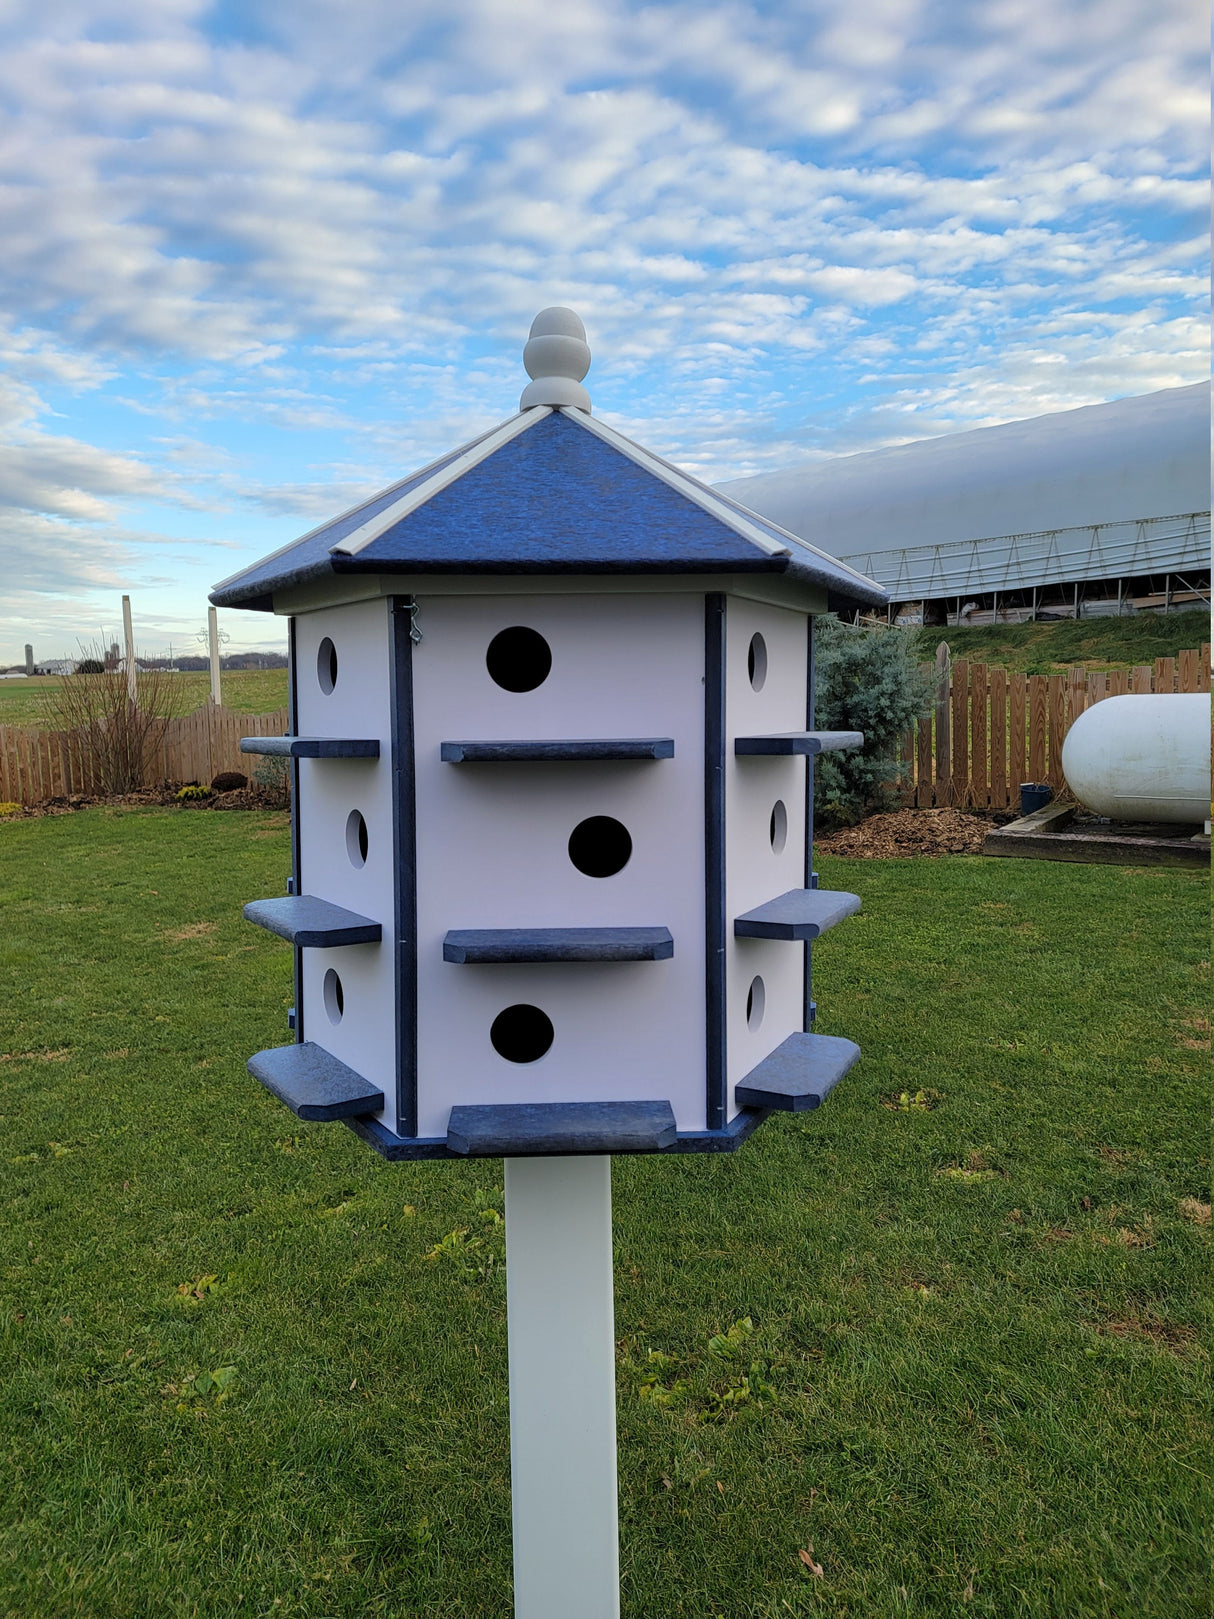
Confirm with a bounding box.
[207,606,223,707]
[122,594,137,704]
[504,1155,620,1619]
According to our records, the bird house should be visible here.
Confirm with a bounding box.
[212,309,887,1160]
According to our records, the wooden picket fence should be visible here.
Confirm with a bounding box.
[898,643,1211,809]
[0,704,289,806]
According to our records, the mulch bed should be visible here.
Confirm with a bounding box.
[816,806,1016,858]
[1,785,287,819]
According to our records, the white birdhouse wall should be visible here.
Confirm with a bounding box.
[723,601,809,1120]
[411,593,707,1136]
[293,598,400,1130]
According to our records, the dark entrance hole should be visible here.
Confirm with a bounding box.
[490,1003,554,1064]
[568,815,632,878]
[486,626,552,692]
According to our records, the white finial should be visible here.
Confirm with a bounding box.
[520,307,591,412]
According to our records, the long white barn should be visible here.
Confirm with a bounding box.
[718,383,1210,624]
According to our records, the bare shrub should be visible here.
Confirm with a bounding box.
[45,646,183,796]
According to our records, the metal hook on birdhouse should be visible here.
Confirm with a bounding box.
[409,600,422,644]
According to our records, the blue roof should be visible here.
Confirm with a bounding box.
[212,408,886,610]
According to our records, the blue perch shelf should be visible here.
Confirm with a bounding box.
[447,1100,678,1156]
[441,738,674,762]
[444,927,674,963]
[734,888,861,940]
[734,1032,860,1111]
[734,731,863,756]
[240,736,380,758]
[249,1042,384,1121]
[244,895,382,947]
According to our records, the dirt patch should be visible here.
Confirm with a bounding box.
[816,807,1014,859]
[1086,1309,1201,1351]
[165,921,219,941]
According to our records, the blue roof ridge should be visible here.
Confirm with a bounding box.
[560,408,884,596]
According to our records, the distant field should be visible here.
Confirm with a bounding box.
[912,609,1210,674]
[0,669,288,728]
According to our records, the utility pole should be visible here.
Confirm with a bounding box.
[208,606,223,706]
[122,595,137,703]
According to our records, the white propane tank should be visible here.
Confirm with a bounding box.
[1061,693,1211,824]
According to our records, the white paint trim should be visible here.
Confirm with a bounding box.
[273,571,828,615]
[566,408,883,592]
[331,409,550,557]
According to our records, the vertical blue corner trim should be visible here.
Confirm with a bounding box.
[288,616,304,1046]
[390,597,418,1138]
[704,593,727,1132]
[803,613,814,1031]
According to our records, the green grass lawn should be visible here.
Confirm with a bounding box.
[912,609,1210,674]
[0,810,1207,1618]
[0,669,288,728]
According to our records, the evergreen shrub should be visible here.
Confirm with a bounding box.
[814,616,931,829]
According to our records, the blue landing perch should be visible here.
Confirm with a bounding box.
[734,888,861,940]
[734,731,863,756]
[240,735,380,758]
[733,1032,860,1111]
[441,738,674,762]
[243,895,382,947]
[447,1100,678,1156]
[249,1041,384,1121]
[443,927,674,963]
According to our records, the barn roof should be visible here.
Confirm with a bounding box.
[715,384,1209,601]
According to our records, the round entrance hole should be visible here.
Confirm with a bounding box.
[486,626,552,692]
[317,637,338,695]
[568,815,632,878]
[345,809,368,868]
[746,975,766,1032]
[323,968,345,1025]
[769,799,788,854]
[747,632,768,692]
[490,1004,554,1064]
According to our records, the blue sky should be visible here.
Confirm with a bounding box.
[0,0,1206,661]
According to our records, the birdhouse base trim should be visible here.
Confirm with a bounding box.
[249,1042,385,1121]
[447,1100,678,1156]
[342,1103,776,1160]
[733,1032,861,1111]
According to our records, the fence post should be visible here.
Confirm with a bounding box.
[951,659,969,807]
[969,661,988,808]
[1131,665,1151,694]
[1047,675,1066,788]
[989,665,1008,809]
[1154,656,1176,693]
[916,711,933,807]
[1009,672,1026,795]
[934,643,950,805]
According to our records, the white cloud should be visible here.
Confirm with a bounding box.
[0,0,1205,659]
